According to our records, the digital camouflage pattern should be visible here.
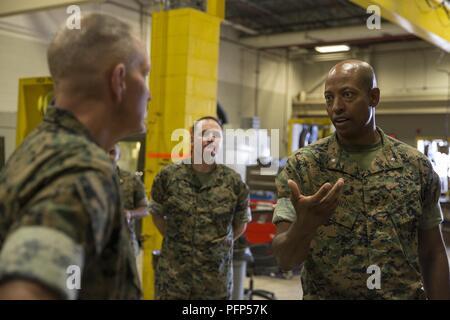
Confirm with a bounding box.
[0,107,141,299]
[150,163,250,300]
[274,128,443,300]
[116,166,148,256]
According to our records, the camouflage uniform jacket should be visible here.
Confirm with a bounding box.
[150,163,251,299]
[0,107,141,299]
[274,128,443,300]
[116,166,148,256]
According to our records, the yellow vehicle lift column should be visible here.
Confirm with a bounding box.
[142,2,224,300]
[350,0,450,52]
[16,77,53,146]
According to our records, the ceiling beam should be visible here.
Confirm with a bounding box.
[239,22,409,49]
[350,0,450,52]
[233,0,285,29]
[0,0,104,17]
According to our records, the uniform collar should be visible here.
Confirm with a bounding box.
[44,106,96,144]
[184,162,225,190]
[325,127,404,176]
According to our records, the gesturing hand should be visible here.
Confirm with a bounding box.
[288,178,344,233]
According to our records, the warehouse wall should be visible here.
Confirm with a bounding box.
[0,2,149,113]
[1,7,449,160]
[0,33,49,113]
[218,47,293,157]
[218,35,447,157]
[218,37,450,157]
[0,2,150,161]
[374,43,450,147]
[217,27,243,128]
[295,41,450,102]
[0,112,17,161]
[288,41,450,149]
[218,26,302,157]
[377,114,449,148]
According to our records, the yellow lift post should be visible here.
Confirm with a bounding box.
[350,0,450,52]
[142,1,224,300]
[16,77,53,146]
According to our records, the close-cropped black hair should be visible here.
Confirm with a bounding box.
[191,116,223,133]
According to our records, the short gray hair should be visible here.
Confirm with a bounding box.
[47,13,138,98]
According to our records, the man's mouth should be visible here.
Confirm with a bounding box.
[333,117,349,124]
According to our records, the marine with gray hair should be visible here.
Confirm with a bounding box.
[0,13,150,299]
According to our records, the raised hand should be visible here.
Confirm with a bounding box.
[288,178,344,233]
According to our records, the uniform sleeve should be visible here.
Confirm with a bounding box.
[149,169,168,218]
[0,170,118,299]
[419,159,443,230]
[273,198,296,225]
[133,175,149,208]
[233,179,251,226]
[0,226,83,299]
[272,156,302,225]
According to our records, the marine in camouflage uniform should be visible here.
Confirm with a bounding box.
[150,162,250,300]
[0,107,141,299]
[116,166,148,256]
[273,127,443,299]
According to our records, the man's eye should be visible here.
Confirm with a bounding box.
[325,95,333,102]
[205,132,221,138]
[343,91,354,98]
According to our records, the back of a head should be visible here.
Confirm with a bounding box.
[47,13,136,99]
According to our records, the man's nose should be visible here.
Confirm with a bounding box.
[331,97,344,114]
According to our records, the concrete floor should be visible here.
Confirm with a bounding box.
[244,275,302,300]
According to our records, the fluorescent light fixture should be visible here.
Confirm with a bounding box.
[315,45,350,53]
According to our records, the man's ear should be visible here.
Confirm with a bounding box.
[111,63,127,103]
[369,87,380,108]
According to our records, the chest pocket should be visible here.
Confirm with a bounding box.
[330,184,361,230]
[311,172,361,231]
[196,186,237,244]
[164,178,195,215]
[163,177,196,242]
[367,168,421,268]
[369,168,422,224]
[388,173,421,251]
[164,194,194,238]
